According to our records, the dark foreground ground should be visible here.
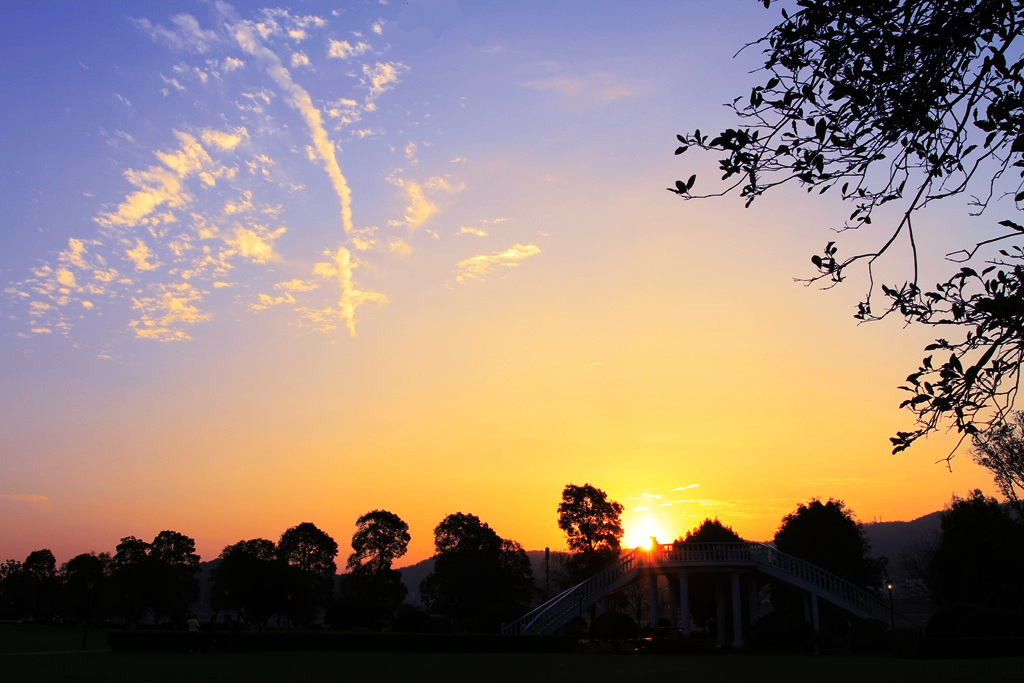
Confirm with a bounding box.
[4,649,1024,683]
[1,626,1022,683]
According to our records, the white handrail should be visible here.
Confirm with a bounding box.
[502,549,641,635]
[502,542,918,635]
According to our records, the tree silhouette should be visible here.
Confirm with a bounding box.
[60,553,109,627]
[673,0,1024,457]
[211,538,281,628]
[147,530,200,625]
[557,483,624,582]
[971,410,1024,506]
[932,489,1024,611]
[680,518,744,544]
[336,510,411,629]
[106,532,201,626]
[278,522,338,626]
[772,499,884,640]
[774,499,883,589]
[420,512,533,632]
[0,550,59,621]
[110,536,152,626]
[278,522,338,577]
[23,549,59,622]
[676,518,744,628]
[347,509,410,575]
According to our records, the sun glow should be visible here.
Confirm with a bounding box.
[623,516,672,550]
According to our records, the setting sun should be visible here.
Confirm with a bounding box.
[623,516,672,550]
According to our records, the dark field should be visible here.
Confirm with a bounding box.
[2,626,1023,683]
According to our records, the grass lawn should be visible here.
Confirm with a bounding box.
[0,623,111,653]
[1,649,1023,682]
[1,626,1022,682]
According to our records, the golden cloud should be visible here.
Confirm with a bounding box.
[455,243,541,284]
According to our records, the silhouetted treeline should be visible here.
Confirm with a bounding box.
[3,487,1021,639]
[900,490,1024,637]
[0,508,535,633]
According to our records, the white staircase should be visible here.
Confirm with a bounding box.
[502,542,917,635]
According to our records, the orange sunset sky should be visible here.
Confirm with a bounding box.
[0,0,1001,569]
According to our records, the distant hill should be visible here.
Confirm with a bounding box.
[863,510,943,578]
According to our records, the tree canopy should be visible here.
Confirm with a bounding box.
[678,518,745,544]
[420,512,533,631]
[107,531,201,625]
[675,518,745,626]
[346,509,410,575]
[971,409,1024,505]
[673,0,1024,457]
[557,483,624,556]
[557,483,625,582]
[774,498,884,588]
[931,489,1024,610]
[0,549,59,621]
[335,509,411,629]
[277,522,338,626]
[278,522,338,578]
[211,538,281,628]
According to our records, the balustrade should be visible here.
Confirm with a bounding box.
[503,542,917,635]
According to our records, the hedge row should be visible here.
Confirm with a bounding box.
[894,637,1024,659]
[107,629,577,653]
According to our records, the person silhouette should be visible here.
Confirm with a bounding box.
[187,614,200,652]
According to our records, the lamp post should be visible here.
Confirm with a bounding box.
[886,580,895,632]
[577,594,584,651]
[81,580,95,649]
[545,547,550,600]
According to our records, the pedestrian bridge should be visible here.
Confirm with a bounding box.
[502,542,915,645]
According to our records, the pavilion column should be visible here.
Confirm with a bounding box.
[731,572,744,648]
[747,576,759,629]
[678,573,690,638]
[715,576,726,647]
[804,592,820,634]
[649,573,660,638]
[668,574,679,636]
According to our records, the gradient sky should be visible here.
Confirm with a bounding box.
[0,0,1002,568]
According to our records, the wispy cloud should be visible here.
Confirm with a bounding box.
[226,4,355,233]
[522,73,639,104]
[455,243,540,284]
[202,127,248,152]
[328,39,370,60]
[126,239,160,271]
[458,217,506,237]
[309,247,388,335]
[96,130,238,230]
[363,61,406,100]
[130,283,212,341]
[223,225,285,264]
[95,165,188,230]
[0,493,51,508]
[7,2,435,344]
[132,14,219,53]
[389,174,465,230]
[399,180,437,228]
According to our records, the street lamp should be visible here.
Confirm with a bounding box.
[81,580,95,649]
[885,579,895,632]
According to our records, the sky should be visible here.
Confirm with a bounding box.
[0,0,1004,569]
